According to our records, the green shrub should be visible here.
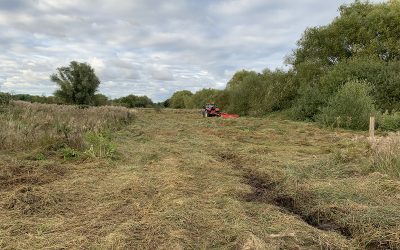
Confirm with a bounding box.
[290,83,326,121]
[169,90,193,109]
[61,147,79,160]
[378,112,400,131]
[85,131,116,159]
[316,80,375,130]
[186,89,226,109]
[0,93,11,105]
[113,94,153,108]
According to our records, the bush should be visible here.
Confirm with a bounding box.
[317,57,400,113]
[378,112,400,131]
[316,80,375,130]
[290,83,326,121]
[169,90,193,109]
[225,69,298,116]
[85,131,116,159]
[0,93,11,105]
[186,89,225,109]
[93,94,109,106]
[113,95,153,108]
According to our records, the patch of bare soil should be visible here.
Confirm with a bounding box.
[242,171,353,239]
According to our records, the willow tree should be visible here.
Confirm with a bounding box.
[51,61,100,105]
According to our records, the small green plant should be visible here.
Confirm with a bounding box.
[61,147,79,160]
[34,153,46,161]
[85,131,116,159]
[378,112,400,131]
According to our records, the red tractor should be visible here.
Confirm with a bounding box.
[202,103,221,117]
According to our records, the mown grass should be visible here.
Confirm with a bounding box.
[0,107,399,249]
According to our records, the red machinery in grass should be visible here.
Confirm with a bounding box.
[202,103,221,117]
[202,103,239,118]
[220,113,239,119]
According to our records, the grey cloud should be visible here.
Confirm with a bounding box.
[0,0,381,101]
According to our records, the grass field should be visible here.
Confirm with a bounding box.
[1,105,400,249]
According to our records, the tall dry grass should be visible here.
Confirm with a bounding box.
[0,101,135,152]
[370,133,400,178]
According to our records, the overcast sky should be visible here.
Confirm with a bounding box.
[0,0,381,101]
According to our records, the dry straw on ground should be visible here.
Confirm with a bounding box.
[0,108,399,249]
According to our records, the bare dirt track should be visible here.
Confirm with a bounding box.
[1,109,399,249]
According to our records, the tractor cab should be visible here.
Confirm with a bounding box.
[202,103,221,117]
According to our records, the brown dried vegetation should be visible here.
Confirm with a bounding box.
[1,107,399,249]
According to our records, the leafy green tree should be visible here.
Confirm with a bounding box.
[226,70,255,90]
[260,69,297,112]
[93,94,109,106]
[225,69,297,116]
[187,89,224,109]
[51,61,100,105]
[169,90,193,109]
[319,56,400,112]
[113,94,153,108]
[227,71,259,115]
[162,98,170,108]
[291,1,400,120]
[293,1,400,72]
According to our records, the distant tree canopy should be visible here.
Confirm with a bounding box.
[291,0,400,120]
[165,1,400,130]
[113,94,153,108]
[93,94,109,106]
[169,90,193,109]
[11,94,61,104]
[292,1,400,71]
[51,61,100,105]
[186,89,226,109]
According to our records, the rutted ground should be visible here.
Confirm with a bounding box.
[1,109,399,249]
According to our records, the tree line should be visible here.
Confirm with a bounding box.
[168,1,400,130]
[0,61,155,108]
[0,92,155,108]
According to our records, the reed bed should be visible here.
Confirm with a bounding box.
[0,101,135,151]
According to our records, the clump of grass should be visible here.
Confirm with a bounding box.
[378,111,400,131]
[370,133,400,178]
[3,186,66,215]
[0,101,135,153]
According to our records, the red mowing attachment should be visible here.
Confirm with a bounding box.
[221,113,239,119]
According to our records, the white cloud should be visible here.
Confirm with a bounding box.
[0,0,381,101]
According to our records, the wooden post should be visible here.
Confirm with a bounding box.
[369,116,375,142]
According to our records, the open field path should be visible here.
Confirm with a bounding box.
[1,109,399,249]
